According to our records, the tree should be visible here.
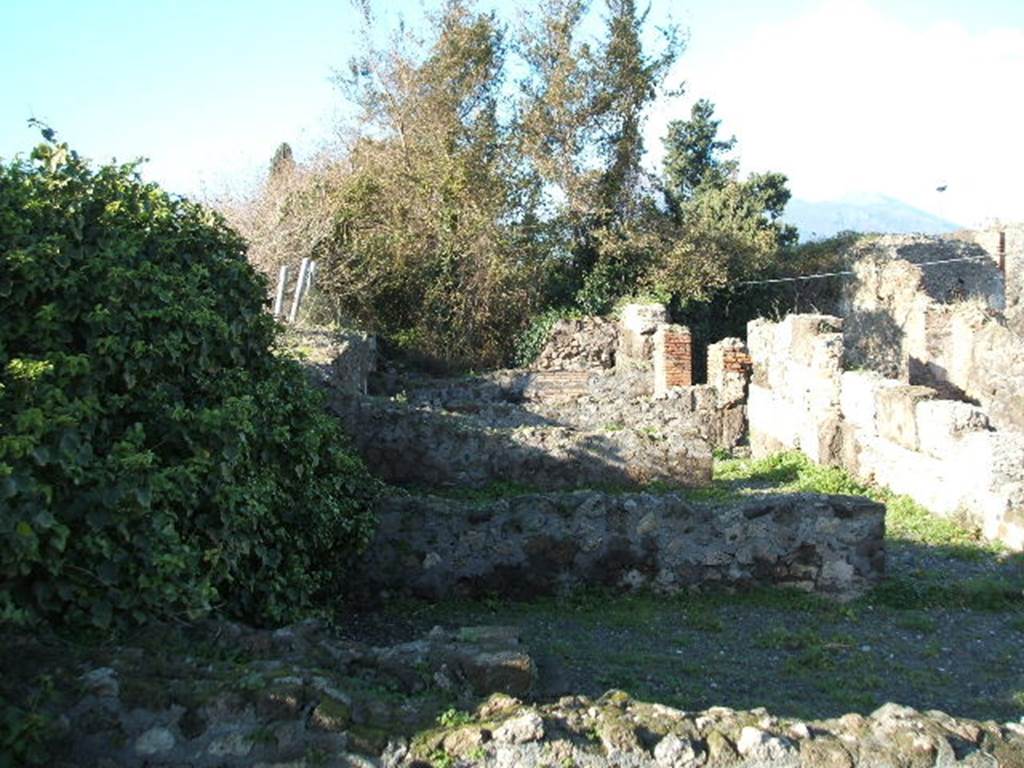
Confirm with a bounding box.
[592,0,680,220]
[662,98,737,209]
[517,0,682,312]
[652,97,797,301]
[298,0,544,366]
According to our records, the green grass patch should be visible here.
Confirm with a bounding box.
[868,575,1023,612]
[894,612,938,634]
[714,452,1005,558]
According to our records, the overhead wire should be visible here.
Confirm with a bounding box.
[738,255,996,287]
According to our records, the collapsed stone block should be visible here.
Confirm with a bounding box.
[874,385,936,452]
[915,400,990,460]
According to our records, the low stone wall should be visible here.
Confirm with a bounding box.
[748,313,1024,550]
[360,490,886,600]
[536,374,746,452]
[329,395,713,490]
[28,619,536,768]
[23,618,1024,767]
[407,694,1024,768]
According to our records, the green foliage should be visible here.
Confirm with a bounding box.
[0,135,378,628]
[512,307,584,367]
[662,98,738,206]
[652,100,799,315]
[313,1,543,369]
[0,705,52,767]
[437,708,474,728]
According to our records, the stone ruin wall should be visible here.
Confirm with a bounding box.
[955,221,1024,320]
[310,305,895,602]
[361,490,885,602]
[533,316,618,371]
[328,392,714,491]
[327,303,756,497]
[840,235,1024,434]
[46,616,1024,768]
[747,313,1024,550]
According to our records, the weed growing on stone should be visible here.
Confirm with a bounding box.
[437,708,474,728]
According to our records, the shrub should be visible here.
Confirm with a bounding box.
[0,136,378,629]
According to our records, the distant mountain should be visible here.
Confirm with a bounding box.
[784,194,961,241]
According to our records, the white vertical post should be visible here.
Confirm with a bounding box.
[288,257,312,323]
[306,260,317,293]
[273,265,290,318]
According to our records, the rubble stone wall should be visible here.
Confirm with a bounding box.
[405,695,1024,768]
[362,490,886,600]
[328,394,713,490]
[533,316,618,371]
[748,313,1024,550]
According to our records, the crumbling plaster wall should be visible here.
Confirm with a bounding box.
[840,235,1024,433]
[748,313,1024,550]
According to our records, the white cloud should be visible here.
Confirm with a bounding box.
[645,0,1024,227]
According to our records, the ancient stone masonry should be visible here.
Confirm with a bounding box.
[405,694,1024,768]
[748,313,1024,550]
[23,619,536,768]
[360,490,885,601]
[839,234,1024,433]
[705,337,751,449]
[533,316,617,370]
[328,393,713,490]
[957,221,1024,319]
[20,619,1024,767]
[616,303,669,373]
[323,302,760,496]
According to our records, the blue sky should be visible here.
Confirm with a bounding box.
[3,0,1023,226]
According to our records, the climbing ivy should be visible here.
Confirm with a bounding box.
[0,134,378,629]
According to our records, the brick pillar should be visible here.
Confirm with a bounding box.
[653,324,693,398]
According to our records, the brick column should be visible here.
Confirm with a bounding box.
[653,324,692,398]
